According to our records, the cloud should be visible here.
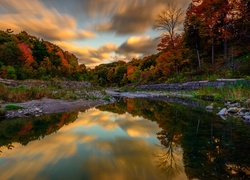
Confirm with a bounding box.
[54,41,119,68]
[55,34,159,67]
[0,0,97,41]
[90,0,165,35]
[117,35,160,58]
[87,0,191,35]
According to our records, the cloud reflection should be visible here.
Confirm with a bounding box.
[0,107,189,179]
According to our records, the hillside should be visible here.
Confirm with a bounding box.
[0,29,87,80]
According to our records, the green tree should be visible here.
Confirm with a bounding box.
[0,41,24,66]
[32,39,49,64]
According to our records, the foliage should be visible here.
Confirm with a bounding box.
[0,29,89,81]
[1,0,250,86]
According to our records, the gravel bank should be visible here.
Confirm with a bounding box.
[2,98,114,118]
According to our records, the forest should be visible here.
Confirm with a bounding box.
[0,30,87,81]
[0,0,249,86]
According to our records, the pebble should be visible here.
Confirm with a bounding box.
[6,106,43,118]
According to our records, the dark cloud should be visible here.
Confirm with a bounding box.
[87,0,191,35]
[90,0,165,34]
[6,0,192,36]
[117,36,160,56]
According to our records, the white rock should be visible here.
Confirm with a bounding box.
[238,112,245,116]
[206,103,214,110]
[217,108,227,115]
[244,116,250,120]
[219,115,227,120]
[227,107,239,113]
[245,112,250,116]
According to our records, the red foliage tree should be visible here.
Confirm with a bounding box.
[18,43,35,65]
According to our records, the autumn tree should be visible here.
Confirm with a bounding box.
[156,35,189,75]
[153,3,185,76]
[184,0,250,72]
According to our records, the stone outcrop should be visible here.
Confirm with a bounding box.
[136,79,250,91]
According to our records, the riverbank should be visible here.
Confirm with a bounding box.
[0,79,115,118]
[105,88,250,123]
[2,98,115,118]
[0,78,250,120]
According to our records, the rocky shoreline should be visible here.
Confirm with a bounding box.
[206,101,250,122]
[106,90,250,123]
[2,98,115,118]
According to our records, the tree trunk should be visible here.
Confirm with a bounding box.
[211,37,214,68]
[195,42,201,70]
[224,38,228,62]
[175,60,178,75]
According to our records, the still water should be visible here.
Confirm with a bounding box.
[0,98,249,180]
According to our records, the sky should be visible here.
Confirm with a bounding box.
[0,0,191,68]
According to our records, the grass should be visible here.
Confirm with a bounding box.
[4,104,24,110]
[0,81,108,103]
[102,97,111,101]
[194,82,250,102]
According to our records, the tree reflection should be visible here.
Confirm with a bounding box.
[97,97,250,179]
[153,110,184,179]
[0,111,79,155]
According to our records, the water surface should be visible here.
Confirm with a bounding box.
[0,98,249,180]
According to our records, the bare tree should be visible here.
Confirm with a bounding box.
[153,3,183,41]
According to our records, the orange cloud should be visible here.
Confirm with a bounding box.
[0,0,97,40]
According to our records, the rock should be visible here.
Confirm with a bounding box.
[206,103,214,110]
[227,107,239,113]
[244,112,250,116]
[219,115,227,120]
[238,112,245,116]
[239,108,246,112]
[246,99,250,106]
[228,103,240,108]
[217,108,227,115]
[244,116,250,120]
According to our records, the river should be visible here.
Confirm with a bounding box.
[0,97,249,179]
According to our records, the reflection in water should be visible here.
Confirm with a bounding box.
[98,98,250,179]
[0,107,167,179]
[0,97,249,179]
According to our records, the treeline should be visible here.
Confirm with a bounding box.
[0,30,87,80]
[90,0,250,86]
[0,0,249,86]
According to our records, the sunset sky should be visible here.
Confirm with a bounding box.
[0,0,191,68]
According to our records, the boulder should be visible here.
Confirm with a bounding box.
[217,108,227,115]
